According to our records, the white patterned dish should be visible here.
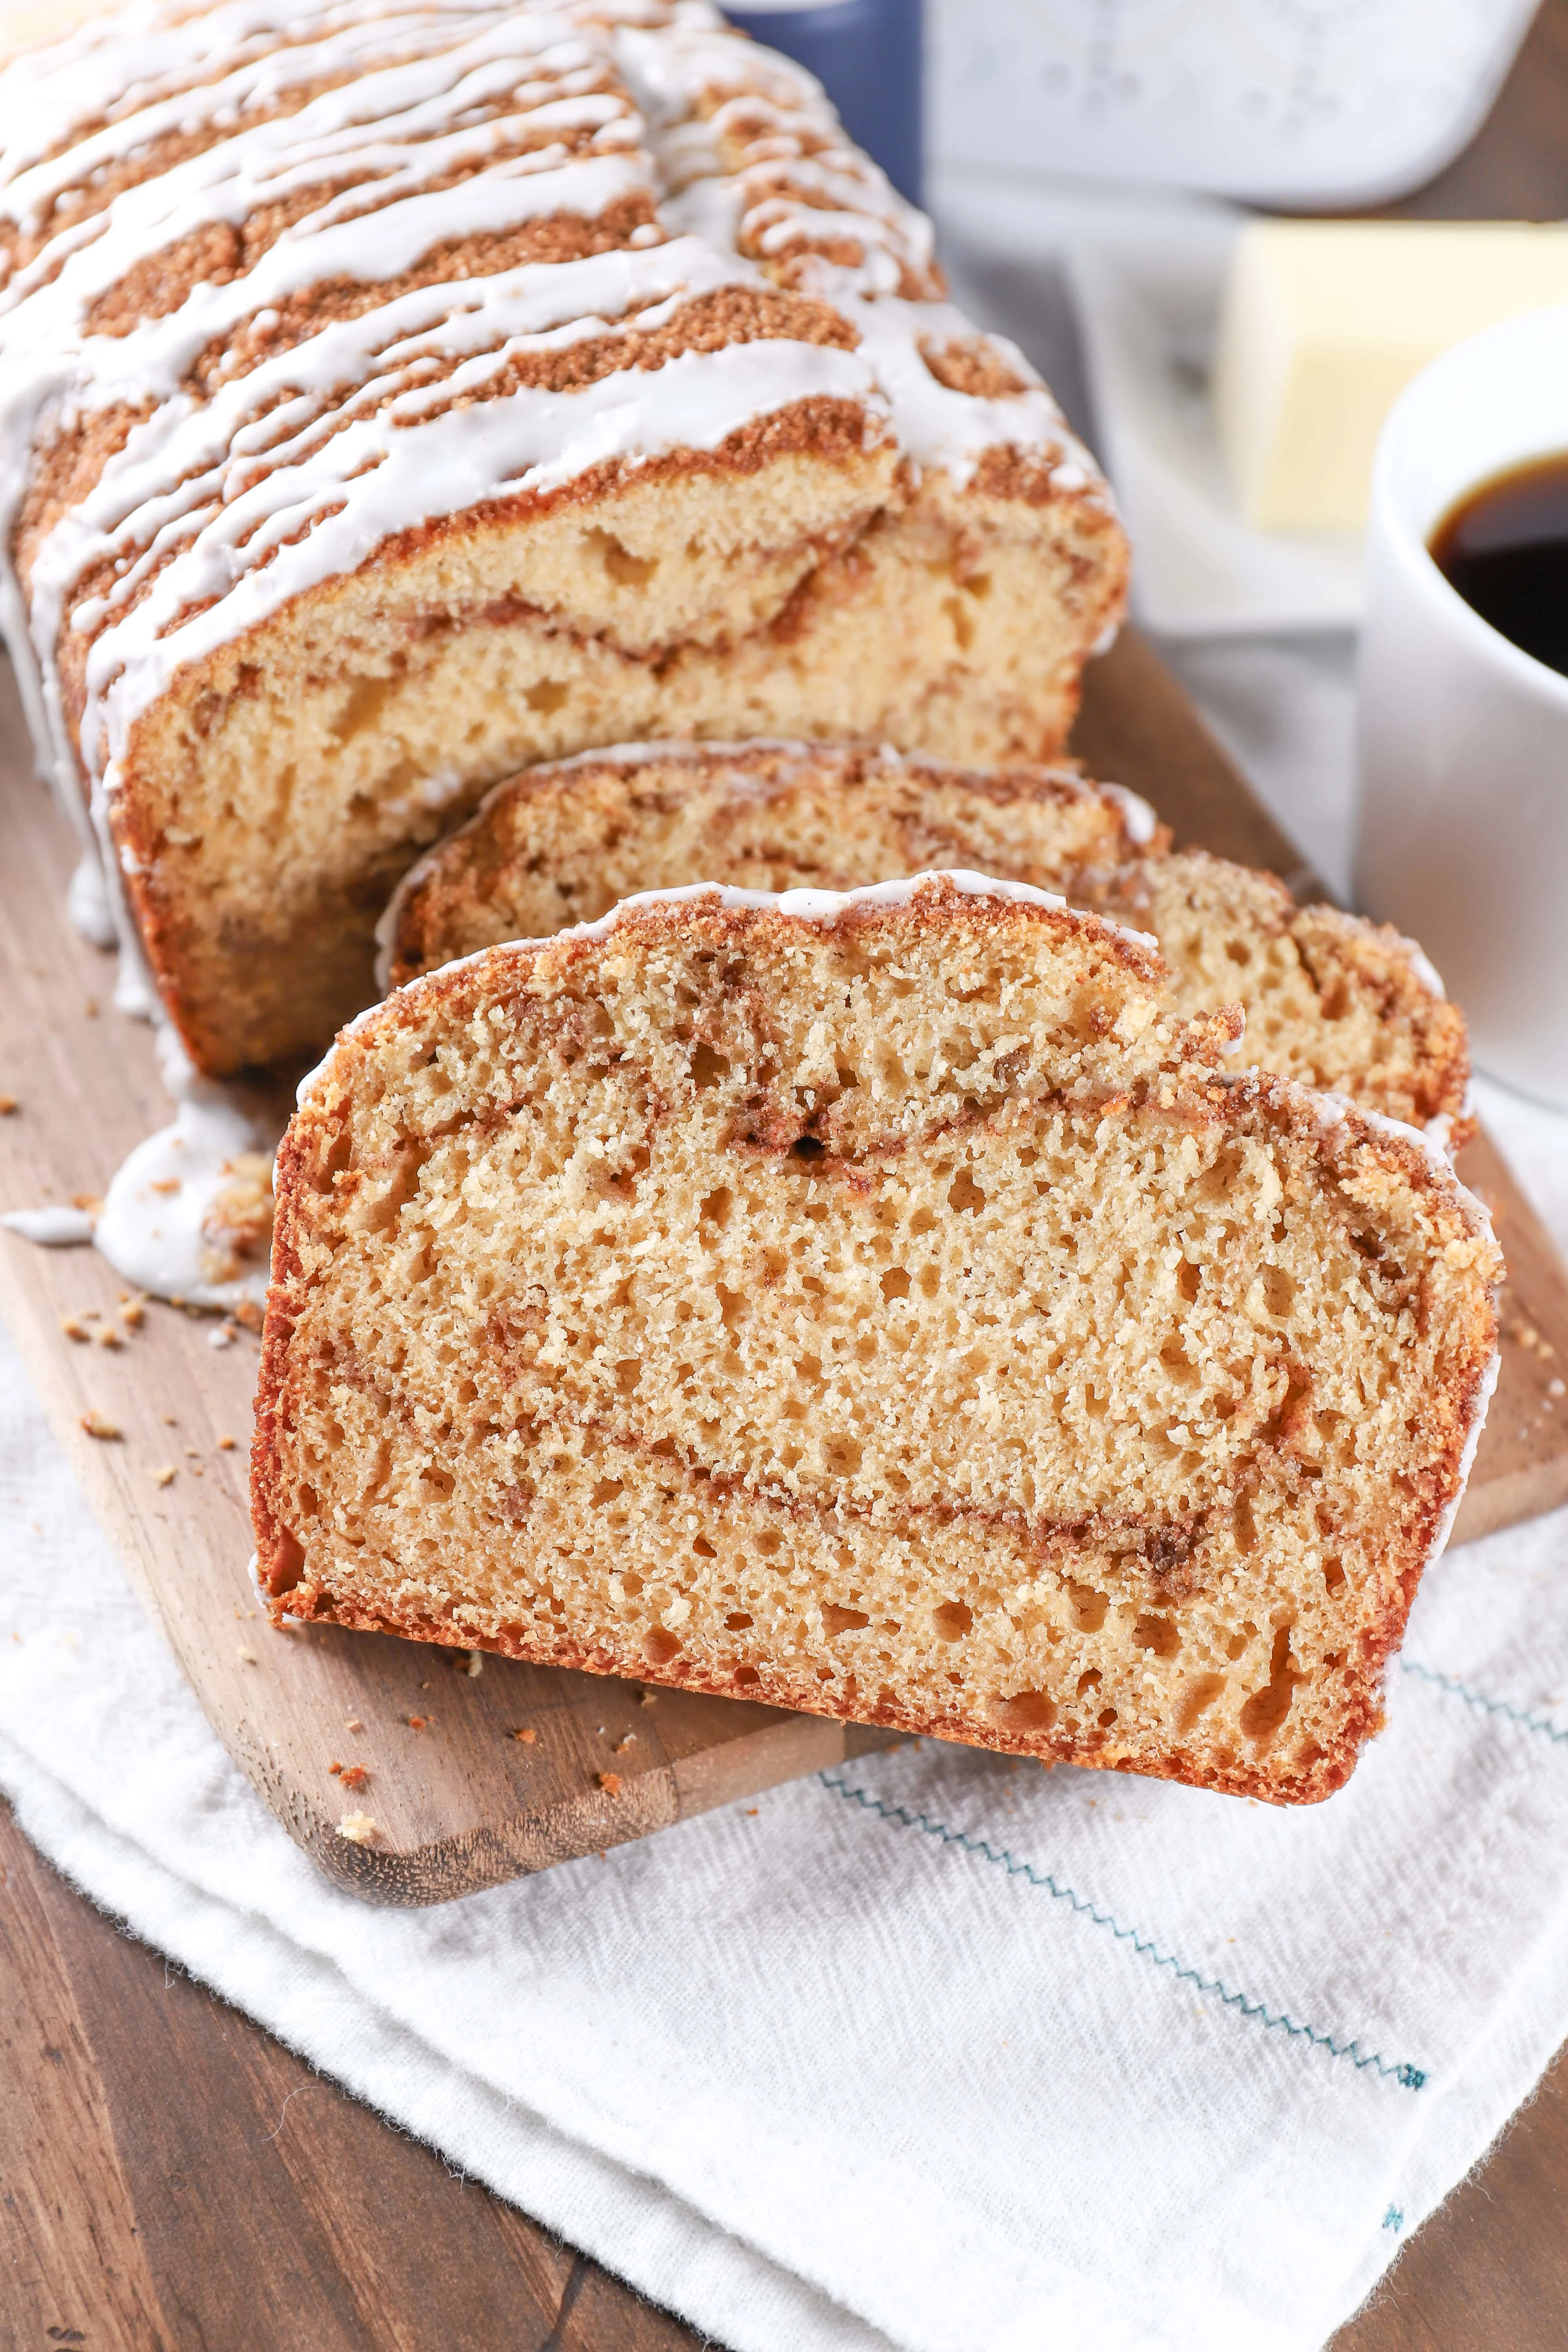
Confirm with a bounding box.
[932,0,1539,208]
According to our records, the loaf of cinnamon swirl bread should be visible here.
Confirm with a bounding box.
[0,0,1126,1074]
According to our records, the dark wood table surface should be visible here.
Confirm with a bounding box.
[7,8,1568,2346]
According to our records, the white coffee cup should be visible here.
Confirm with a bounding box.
[1354,304,1568,1111]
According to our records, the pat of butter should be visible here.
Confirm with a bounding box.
[1214,221,1568,535]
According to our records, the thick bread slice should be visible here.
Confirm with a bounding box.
[382,740,1469,1140]
[380,741,1165,984]
[1081,850,1473,1147]
[255,874,1501,1804]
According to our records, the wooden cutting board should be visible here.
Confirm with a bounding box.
[2,634,1565,1906]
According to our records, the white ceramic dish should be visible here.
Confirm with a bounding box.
[1355,304,1568,1110]
[931,0,1538,209]
[1066,230,1364,639]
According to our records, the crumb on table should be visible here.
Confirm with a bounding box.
[336,1812,377,1845]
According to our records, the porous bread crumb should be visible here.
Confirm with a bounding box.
[386,745,1468,1139]
[254,877,1500,1804]
[152,1465,177,1488]
[79,1410,121,1440]
[597,1772,623,1795]
[336,1812,377,1844]
[1081,852,1471,1142]
[513,1727,538,1744]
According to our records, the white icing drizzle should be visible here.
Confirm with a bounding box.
[0,0,1108,815]
[92,1086,276,1312]
[1424,1346,1501,1573]
[1100,781,1159,847]
[66,848,117,946]
[0,0,1114,1118]
[0,1203,97,1244]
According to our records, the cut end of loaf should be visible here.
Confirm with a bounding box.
[3,0,1126,1077]
[254,875,1500,1805]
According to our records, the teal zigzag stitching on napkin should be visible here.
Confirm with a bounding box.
[1400,1659,1568,1746]
[818,1772,1427,2091]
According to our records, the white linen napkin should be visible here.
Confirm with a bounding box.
[2,1061,1567,2352]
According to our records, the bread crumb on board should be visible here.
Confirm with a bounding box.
[597,1771,623,1795]
[337,1812,378,1845]
[79,1410,121,1440]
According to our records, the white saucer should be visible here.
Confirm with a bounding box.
[1066,228,1364,640]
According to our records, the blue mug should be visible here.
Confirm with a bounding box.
[721,0,924,206]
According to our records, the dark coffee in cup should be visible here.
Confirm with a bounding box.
[1430,453,1568,677]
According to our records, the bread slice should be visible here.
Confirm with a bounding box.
[0,0,1124,1076]
[380,740,1470,1140]
[1079,849,1472,1147]
[254,874,1500,1803]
